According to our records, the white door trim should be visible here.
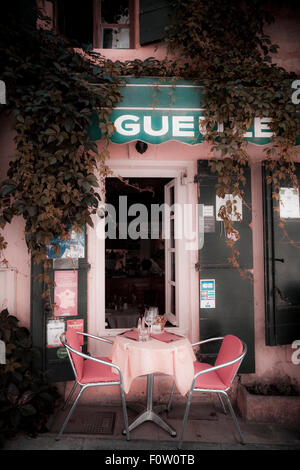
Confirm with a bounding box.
[88,159,199,344]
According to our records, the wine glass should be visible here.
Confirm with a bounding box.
[144,307,156,335]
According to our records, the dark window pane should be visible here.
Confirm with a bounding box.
[171,285,176,315]
[169,185,174,207]
[101,0,129,24]
[170,218,175,248]
[103,28,130,49]
[57,0,93,45]
[170,252,175,282]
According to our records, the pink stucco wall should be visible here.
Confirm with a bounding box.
[0,115,31,329]
[265,4,300,73]
[0,3,300,388]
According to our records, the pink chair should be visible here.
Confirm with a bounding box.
[56,329,130,441]
[167,335,247,449]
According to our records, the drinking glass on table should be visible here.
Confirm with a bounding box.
[144,307,157,335]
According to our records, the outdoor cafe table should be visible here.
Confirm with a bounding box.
[111,331,196,436]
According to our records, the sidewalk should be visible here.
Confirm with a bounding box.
[2,401,300,451]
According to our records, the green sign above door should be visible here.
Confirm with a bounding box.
[89,77,300,146]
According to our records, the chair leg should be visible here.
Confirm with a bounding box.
[62,381,78,411]
[222,392,245,444]
[56,384,85,441]
[217,393,227,415]
[178,388,193,450]
[167,381,176,413]
[120,385,130,441]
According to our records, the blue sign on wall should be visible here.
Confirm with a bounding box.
[47,227,85,259]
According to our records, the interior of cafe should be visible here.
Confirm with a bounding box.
[104,177,171,329]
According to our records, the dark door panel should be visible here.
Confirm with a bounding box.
[197,160,255,373]
[263,164,300,345]
[30,230,89,382]
[198,268,255,373]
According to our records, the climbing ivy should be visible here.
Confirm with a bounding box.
[0,19,122,289]
[0,0,300,292]
[165,0,300,271]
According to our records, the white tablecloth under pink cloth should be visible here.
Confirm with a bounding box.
[111,334,196,395]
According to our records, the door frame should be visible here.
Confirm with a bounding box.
[88,159,199,346]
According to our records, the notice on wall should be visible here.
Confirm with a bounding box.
[67,319,84,345]
[204,205,215,233]
[216,194,243,221]
[200,279,216,309]
[54,270,78,317]
[0,340,6,364]
[279,187,300,219]
[47,319,65,348]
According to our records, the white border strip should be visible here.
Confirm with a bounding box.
[91,83,204,89]
[113,106,205,111]
[123,84,204,88]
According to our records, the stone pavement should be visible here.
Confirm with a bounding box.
[2,401,300,452]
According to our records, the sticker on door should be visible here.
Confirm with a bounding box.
[200,279,216,308]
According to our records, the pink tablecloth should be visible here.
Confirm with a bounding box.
[111,334,196,395]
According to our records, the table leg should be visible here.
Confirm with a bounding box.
[125,374,177,437]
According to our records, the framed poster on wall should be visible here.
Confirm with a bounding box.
[54,270,78,317]
[47,227,85,259]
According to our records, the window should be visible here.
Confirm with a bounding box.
[55,0,135,49]
[97,0,132,49]
[56,0,94,46]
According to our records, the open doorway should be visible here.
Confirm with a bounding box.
[104,177,172,329]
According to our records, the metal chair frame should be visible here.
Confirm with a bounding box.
[56,331,130,441]
[167,336,247,449]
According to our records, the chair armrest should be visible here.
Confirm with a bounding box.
[69,344,121,374]
[191,336,224,347]
[76,331,113,344]
[60,333,121,375]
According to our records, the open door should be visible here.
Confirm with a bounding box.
[164,179,177,325]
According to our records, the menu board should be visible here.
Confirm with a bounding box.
[47,319,65,348]
[54,270,78,317]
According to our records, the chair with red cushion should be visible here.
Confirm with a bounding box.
[167,335,247,449]
[56,329,130,441]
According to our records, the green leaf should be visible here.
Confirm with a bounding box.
[86,215,94,228]
[44,128,56,136]
[82,181,92,192]
[9,409,21,429]
[18,391,35,406]
[7,382,19,405]
[20,404,37,417]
